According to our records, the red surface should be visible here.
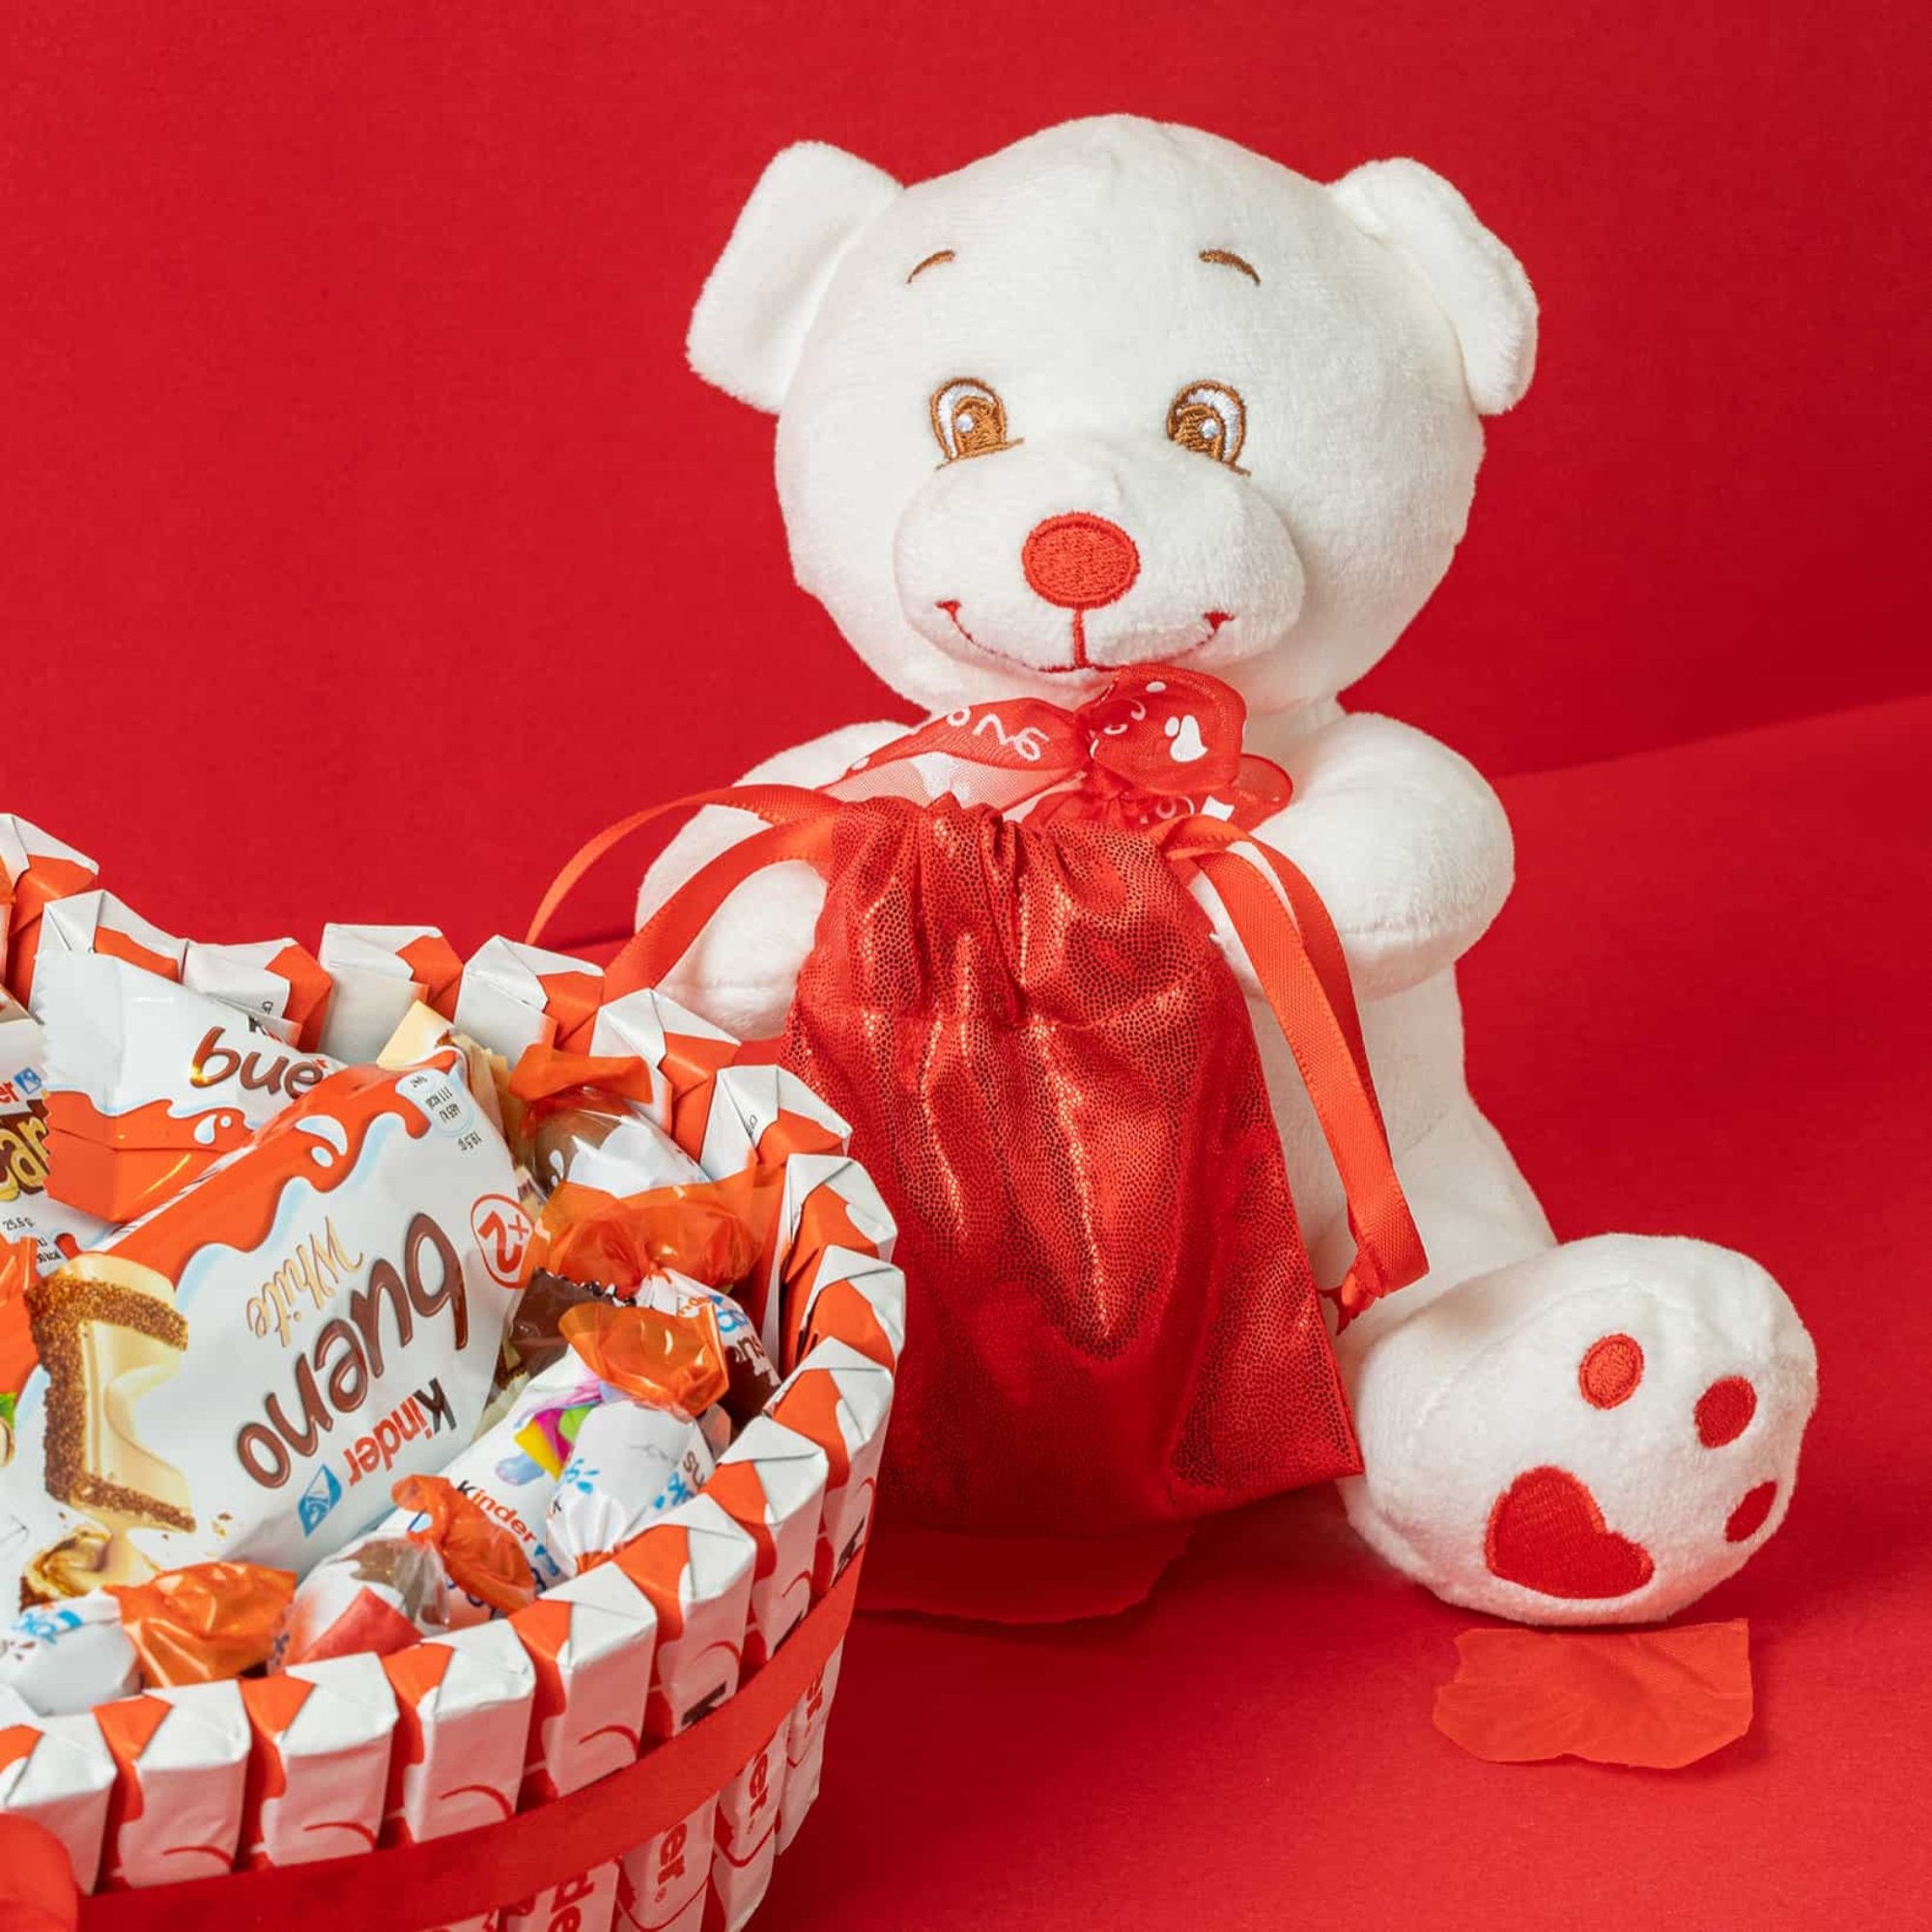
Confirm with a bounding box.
[766,695,1932,1929]
[4,3,1930,952]
[4,7,1929,1926]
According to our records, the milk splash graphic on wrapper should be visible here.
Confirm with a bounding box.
[0,1050,531,1609]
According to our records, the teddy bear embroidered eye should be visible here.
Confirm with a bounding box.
[648,116,1818,1627]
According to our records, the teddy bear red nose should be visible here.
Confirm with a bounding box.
[1021,513,1141,611]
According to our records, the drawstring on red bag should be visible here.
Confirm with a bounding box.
[529,665,1425,1554]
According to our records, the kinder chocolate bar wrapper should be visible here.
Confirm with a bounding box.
[181,938,333,1053]
[0,1592,140,1716]
[703,1419,828,1932]
[451,936,604,1063]
[0,816,99,1006]
[1,992,113,1272]
[547,1398,714,1578]
[34,891,187,988]
[377,1353,601,1615]
[318,924,465,1065]
[588,986,735,1137]
[795,1250,906,1376]
[677,1065,849,1179]
[759,1152,897,1368]
[775,1641,842,1857]
[96,1679,249,1889]
[382,1619,536,1845]
[33,952,341,1223]
[279,1535,451,1666]
[506,1864,622,1932]
[612,1494,755,1932]
[1,1046,532,1607]
[511,1557,657,1807]
[769,1340,894,1595]
[704,1418,828,1673]
[0,1708,117,1891]
[240,1650,396,1868]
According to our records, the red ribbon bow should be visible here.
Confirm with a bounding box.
[827,665,1292,832]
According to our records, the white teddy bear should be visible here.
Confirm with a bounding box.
[641,116,1817,1625]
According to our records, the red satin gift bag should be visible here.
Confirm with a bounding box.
[533,668,1425,1552]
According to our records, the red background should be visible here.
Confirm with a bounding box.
[4,0,1928,952]
[6,7,1931,1928]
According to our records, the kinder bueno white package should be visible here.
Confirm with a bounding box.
[317,924,465,1065]
[611,1493,755,1932]
[0,816,99,1005]
[33,952,341,1223]
[1,1047,533,1608]
[381,1619,536,1845]
[95,1680,249,1889]
[239,1650,397,1868]
[0,1708,116,1890]
[1,992,110,1272]
[452,938,604,1063]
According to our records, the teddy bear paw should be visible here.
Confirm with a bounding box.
[1339,1235,1818,1625]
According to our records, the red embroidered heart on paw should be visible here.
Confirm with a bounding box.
[1485,1465,1657,1600]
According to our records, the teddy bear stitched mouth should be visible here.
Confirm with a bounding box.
[933,599,1229,675]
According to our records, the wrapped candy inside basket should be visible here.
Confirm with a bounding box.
[0,834,902,1932]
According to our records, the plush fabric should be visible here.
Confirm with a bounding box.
[643,116,1818,1625]
[760,690,1932,1929]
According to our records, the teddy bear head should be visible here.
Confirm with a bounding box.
[688,116,1536,720]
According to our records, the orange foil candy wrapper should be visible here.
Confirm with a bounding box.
[105,1563,296,1690]
[534,1169,779,1300]
[389,1474,538,1620]
[559,1300,728,1421]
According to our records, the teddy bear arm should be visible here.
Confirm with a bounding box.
[1241,712,1515,1002]
[635,718,909,1037]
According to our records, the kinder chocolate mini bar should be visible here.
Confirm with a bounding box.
[95,1679,250,1889]
[317,924,465,1065]
[240,1650,397,1868]
[794,1251,906,1376]
[33,891,331,1049]
[674,1065,850,1179]
[0,1708,117,1891]
[588,986,735,1136]
[758,1153,897,1367]
[612,1493,756,1932]
[279,1536,452,1665]
[451,937,605,1063]
[33,953,342,1223]
[381,1619,536,1845]
[1,1047,531,1605]
[0,816,99,1005]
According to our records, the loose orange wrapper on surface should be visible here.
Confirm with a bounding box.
[1433,1619,1754,1769]
[534,1169,779,1298]
[560,1299,729,1420]
[391,1473,539,1618]
[104,1562,297,1688]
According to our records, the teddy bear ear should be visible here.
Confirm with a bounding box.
[687,141,902,413]
[1329,158,1538,415]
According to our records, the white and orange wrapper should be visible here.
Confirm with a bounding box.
[674,1065,849,1181]
[702,1419,828,1931]
[767,1340,894,1859]
[382,1621,536,1844]
[318,924,465,1065]
[0,816,98,1007]
[451,938,605,1063]
[759,1153,896,1368]
[499,1564,660,1932]
[794,1250,906,1377]
[1,992,110,1272]
[0,1709,116,1891]
[94,1680,249,1889]
[240,1651,397,1868]
[610,1493,755,1932]
[588,987,734,1137]
[33,953,341,1223]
